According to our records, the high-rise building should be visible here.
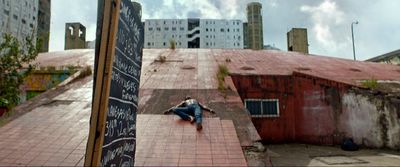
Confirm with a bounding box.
[37,0,51,53]
[243,23,249,49]
[132,1,142,20]
[0,0,39,44]
[287,28,309,54]
[64,23,86,50]
[144,19,243,49]
[246,2,263,50]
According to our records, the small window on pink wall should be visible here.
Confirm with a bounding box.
[245,99,280,117]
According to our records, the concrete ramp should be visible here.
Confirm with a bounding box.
[136,115,247,166]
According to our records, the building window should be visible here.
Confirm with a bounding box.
[221,28,224,32]
[180,27,184,31]
[164,27,169,31]
[245,99,280,117]
[148,27,153,31]
[21,19,26,24]
[206,28,208,32]
[172,27,176,31]
[4,9,9,15]
[147,42,151,46]
[163,42,166,46]
[164,21,166,25]
[13,14,18,20]
[156,27,161,31]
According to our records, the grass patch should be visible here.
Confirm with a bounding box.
[217,64,229,91]
[0,110,14,127]
[361,79,378,89]
[77,66,93,79]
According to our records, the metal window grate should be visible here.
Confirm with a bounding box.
[245,99,279,117]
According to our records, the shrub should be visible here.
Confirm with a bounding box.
[361,79,378,89]
[217,65,229,91]
[78,66,93,79]
[0,34,40,108]
[169,39,176,50]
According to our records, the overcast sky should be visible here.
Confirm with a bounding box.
[49,0,400,60]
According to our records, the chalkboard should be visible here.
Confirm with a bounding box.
[100,0,143,166]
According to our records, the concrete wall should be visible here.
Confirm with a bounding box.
[21,70,73,100]
[341,91,400,149]
[287,28,309,54]
[232,73,400,149]
[65,23,86,50]
[231,75,296,143]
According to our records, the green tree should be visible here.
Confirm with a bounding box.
[0,34,40,108]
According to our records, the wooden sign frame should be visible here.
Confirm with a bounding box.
[85,0,121,166]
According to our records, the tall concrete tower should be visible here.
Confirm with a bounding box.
[64,23,86,50]
[132,1,142,20]
[287,28,309,54]
[38,0,51,53]
[247,2,263,50]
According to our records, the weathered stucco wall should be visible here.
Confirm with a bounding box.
[341,91,400,149]
[232,73,400,149]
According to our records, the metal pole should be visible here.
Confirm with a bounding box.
[351,21,358,61]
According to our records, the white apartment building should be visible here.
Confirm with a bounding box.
[144,19,243,49]
[0,0,39,43]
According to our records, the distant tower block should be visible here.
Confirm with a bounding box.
[38,0,51,53]
[132,1,142,20]
[287,28,309,54]
[247,2,264,50]
[65,23,86,50]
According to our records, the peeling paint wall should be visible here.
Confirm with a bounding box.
[21,70,72,100]
[341,92,400,149]
[232,73,400,149]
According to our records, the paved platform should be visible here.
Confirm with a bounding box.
[136,115,247,166]
[0,80,247,166]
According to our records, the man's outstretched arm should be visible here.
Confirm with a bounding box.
[164,101,185,114]
[198,102,215,114]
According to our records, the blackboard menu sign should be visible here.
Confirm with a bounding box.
[100,0,143,166]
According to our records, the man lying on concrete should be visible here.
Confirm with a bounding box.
[164,96,215,131]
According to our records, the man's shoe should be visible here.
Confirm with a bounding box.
[196,123,203,131]
[189,116,195,123]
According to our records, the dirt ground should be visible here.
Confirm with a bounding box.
[266,144,400,166]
